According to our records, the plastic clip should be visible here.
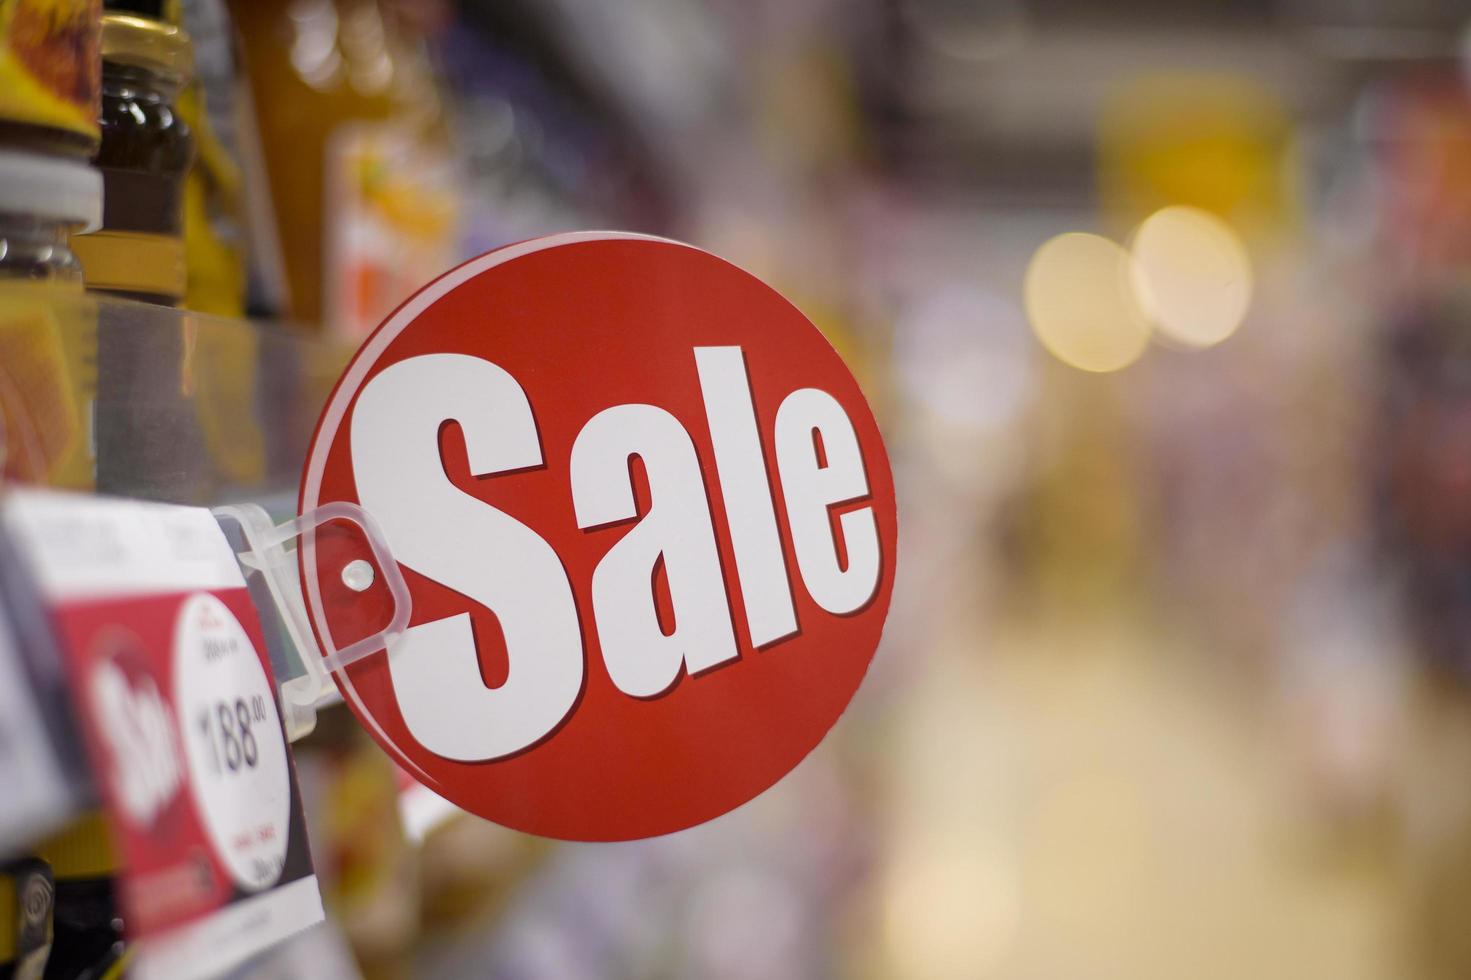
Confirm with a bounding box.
[212,502,411,740]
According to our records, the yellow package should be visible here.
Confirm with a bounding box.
[0,0,100,148]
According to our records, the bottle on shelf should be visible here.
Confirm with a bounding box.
[70,0,195,306]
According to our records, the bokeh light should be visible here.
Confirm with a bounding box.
[884,841,1019,980]
[1023,232,1151,373]
[1130,206,1253,348]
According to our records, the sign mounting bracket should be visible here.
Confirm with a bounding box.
[213,501,411,740]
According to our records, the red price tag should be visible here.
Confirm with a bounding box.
[300,233,898,841]
[2,489,322,979]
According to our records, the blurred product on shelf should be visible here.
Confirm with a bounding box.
[173,0,267,488]
[1363,77,1471,681]
[432,18,654,256]
[0,4,101,288]
[0,149,96,285]
[0,0,101,155]
[228,0,457,337]
[0,812,129,980]
[0,0,102,491]
[292,706,419,980]
[70,1,193,305]
[31,814,124,980]
[414,801,546,938]
[1098,74,1293,233]
[177,0,246,318]
[69,7,202,503]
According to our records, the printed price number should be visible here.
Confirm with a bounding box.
[196,695,269,774]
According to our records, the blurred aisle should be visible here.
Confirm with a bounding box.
[880,599,1405,980]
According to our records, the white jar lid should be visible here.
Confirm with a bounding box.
[0,149,103,232]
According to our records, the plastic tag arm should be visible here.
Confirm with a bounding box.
[213,502,411,740]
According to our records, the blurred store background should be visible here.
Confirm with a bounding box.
[7,0,1471,977]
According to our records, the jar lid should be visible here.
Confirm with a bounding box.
[100,13,193,81]
[0,150,102,231]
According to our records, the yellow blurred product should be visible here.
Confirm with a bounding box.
[0,284,93,489]
[754,41,865,177]
[1098,74,1292,231]
[167,0,264,486]
[174,0,247,317]
[229,0,458,335]
[180,81,246,317]
[32,812,116,881]
[0,0,100,151]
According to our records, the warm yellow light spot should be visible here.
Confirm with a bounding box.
[884,843,1019,979]
[1130,206,1252,348]
[1023,233,1150,373]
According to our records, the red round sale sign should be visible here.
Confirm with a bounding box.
[299,233,897,840]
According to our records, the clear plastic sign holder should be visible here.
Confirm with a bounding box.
[213,502,411,741]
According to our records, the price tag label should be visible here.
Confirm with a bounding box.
[174,593,291,892]
[1,488,322,980]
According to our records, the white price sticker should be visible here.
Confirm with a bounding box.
[173,593,290,892]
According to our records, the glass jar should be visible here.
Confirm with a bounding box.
[0,151,100,284]
[71,12,195,305]
[0,213,87,285]
[0,214,86,284]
